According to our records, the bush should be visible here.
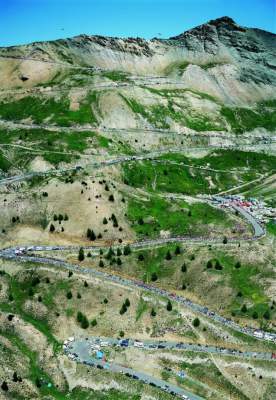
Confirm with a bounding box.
[103,298,108,304]
[206,260,212,269]
[235,261,241,269]
[138,254,144,261]
[99,260,104,268]
[125,298,130,307]
[165,251,172,260]
[103,217,108,224]
[193,318,200,327]
[223,236,228,244]
[119,330,125,337]
[108,194,115,202]
[91,319,97,327]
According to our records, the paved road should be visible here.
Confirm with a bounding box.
[68,336,275,361]
[62,334,275,400]
[1,143,274,187]
[1,249,275,344]
[65,338,202,400]
[1,118,275,144]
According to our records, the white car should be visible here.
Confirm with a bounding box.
[134,341,144,348]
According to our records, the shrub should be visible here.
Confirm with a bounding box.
[206,260,212,269]
[166,300,172,311]
[91,319,97,327]
[103,217,108,224]
[108,194,114,202]
[99,260,104,268]
[193,318,200,327]
[125,298,130,307]
[235,261,241,269]
[138,254,144,261]
[165,251,172,260]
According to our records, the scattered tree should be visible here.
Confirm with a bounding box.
[151,308,156,317]
[78,247,85,262]
[263,310,270,320]
[49,224,55,233]
[252,311,258,319]
[175,246,181,255]
[241,304,247,313]
[1,381,8,391]
[66,291,73,299]
[151,272,158,282]
[123,245,131,256]
[181,263,187,272]
[166,300,172,311]
[91,319,97,327]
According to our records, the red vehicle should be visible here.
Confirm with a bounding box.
[271,353,276,359]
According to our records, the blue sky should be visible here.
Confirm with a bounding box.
[0,0,275,46]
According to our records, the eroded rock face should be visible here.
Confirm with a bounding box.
[0,17,275,103]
